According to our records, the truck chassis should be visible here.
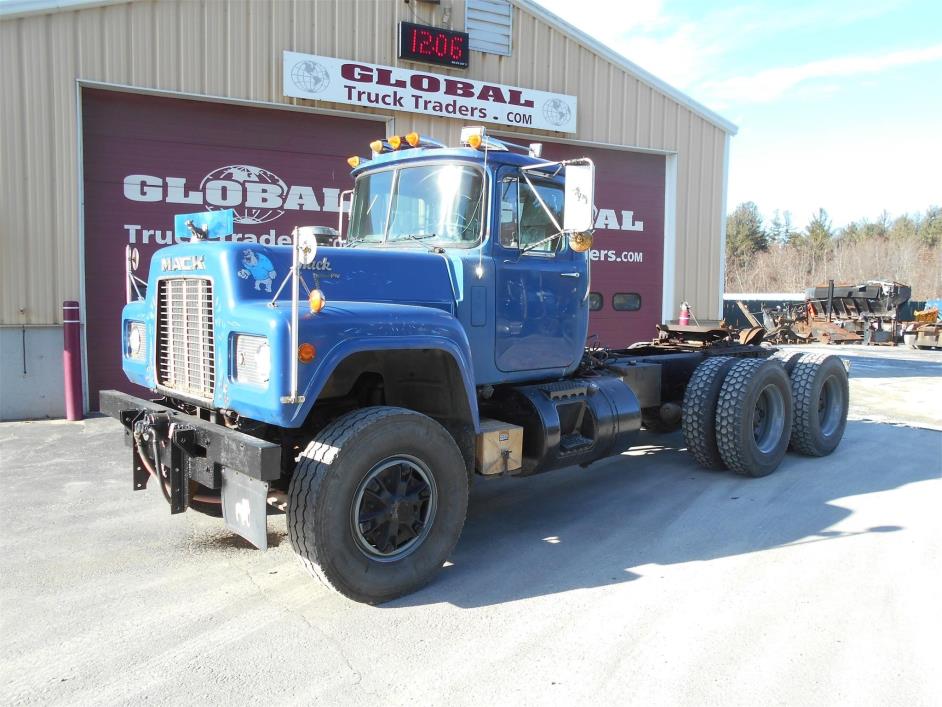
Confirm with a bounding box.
[102,327,849,603]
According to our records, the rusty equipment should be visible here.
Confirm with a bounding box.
[737,280,912,346]
[903,307,941,349]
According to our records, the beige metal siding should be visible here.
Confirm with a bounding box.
[0,0,730,325]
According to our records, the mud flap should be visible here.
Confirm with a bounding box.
[221,468,269,550]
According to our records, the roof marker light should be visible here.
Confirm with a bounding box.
[388,135,402,150]
[347,156,361,168]
[405,132,421,147]
[369,139,384,154]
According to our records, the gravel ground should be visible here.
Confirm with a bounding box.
[1,346,940,706]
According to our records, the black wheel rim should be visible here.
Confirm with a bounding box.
[351,455,438,562]
[753,383,785,454]
[818,374,844,438]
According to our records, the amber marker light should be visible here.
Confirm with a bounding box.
[467,133,482,149]
[369,139,384,153]
[405,132,421,147]
[347,156,360,168]
[308,288,326,313]
[388,135,402,150]
[298,342,316,363]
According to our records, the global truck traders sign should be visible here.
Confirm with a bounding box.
[283,51,578,133]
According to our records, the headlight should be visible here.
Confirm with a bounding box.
[234,335,271,385]
[126,321,146,361]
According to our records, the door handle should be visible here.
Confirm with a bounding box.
[560,272,581,278]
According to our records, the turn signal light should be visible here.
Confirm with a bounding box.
[388,135,402,150]
[308,288,326,313]
[369,139,384,154]
[347,156,360,168]
[405,132,421,147]
[467,133,482,149]
[298,342,316,363]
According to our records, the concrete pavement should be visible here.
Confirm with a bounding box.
[1,347,940,705]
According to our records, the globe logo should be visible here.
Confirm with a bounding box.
[291,60,330,94]
[542,98,572,127]
[200,165,288,225]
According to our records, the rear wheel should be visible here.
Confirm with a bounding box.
[771,348,805,375]
[715,359,793,477]
[789,353,849,456]
[682,356,737,469]
[287,407,469,604]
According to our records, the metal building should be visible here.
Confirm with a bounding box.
[0,0,736,420]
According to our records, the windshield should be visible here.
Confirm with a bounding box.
[348,163,484,247]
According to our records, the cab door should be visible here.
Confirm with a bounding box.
[493,169,587,373]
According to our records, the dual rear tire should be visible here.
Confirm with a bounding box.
[683,351,849,476]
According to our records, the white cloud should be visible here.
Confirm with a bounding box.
[703,44,942,106]
[532,0,712,89]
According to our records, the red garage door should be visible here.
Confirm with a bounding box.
[81,89,381,409]
[537,141,666,348]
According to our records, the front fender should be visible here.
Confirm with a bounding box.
[288,302,479,430]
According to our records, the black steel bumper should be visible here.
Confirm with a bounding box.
[100,390,281,519]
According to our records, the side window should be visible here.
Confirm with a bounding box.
[498,175,564,253]
[613,293,642,311]
[499,177,519,248]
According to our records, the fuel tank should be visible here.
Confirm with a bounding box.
[484,374,641,475]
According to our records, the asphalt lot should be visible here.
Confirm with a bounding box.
[2,346,940,705]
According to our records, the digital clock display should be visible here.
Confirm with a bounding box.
[398,21,470,69]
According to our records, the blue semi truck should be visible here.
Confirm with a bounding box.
[101,127,849,603]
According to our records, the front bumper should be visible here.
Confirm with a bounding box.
[100,390,281,549]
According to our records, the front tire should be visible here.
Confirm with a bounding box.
[287,407,469,604]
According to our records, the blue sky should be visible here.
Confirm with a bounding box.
[536,0,942,229]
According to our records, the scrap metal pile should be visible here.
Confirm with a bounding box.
[737,280,912,345]
[903,306,941,349]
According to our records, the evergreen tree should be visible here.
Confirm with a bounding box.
[726,202,769,263]
[802,208,833,256]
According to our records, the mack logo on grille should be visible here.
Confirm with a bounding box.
[161,255,206,271]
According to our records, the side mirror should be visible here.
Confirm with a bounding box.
[294,227,319,265]
[563,162,595,233]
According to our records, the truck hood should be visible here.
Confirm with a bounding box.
[149,241,459,312]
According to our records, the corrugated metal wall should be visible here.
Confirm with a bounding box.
[0,0,730,326]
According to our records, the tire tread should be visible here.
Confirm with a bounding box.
[287,407,409,596]
[715,358,768,476]
[682,356,735,469]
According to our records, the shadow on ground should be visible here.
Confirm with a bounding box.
[387,420,940,609]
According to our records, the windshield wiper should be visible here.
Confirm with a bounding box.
[399,233,438,242]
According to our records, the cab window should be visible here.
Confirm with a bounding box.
[498,176,564,253]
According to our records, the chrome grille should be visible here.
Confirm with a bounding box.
[157,278,215,401]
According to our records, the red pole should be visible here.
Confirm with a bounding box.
[62,300,84,421]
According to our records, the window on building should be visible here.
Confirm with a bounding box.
[613,293,642,311]
[588,292,603,311]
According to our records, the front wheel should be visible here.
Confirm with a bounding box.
[287,407,469,604]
